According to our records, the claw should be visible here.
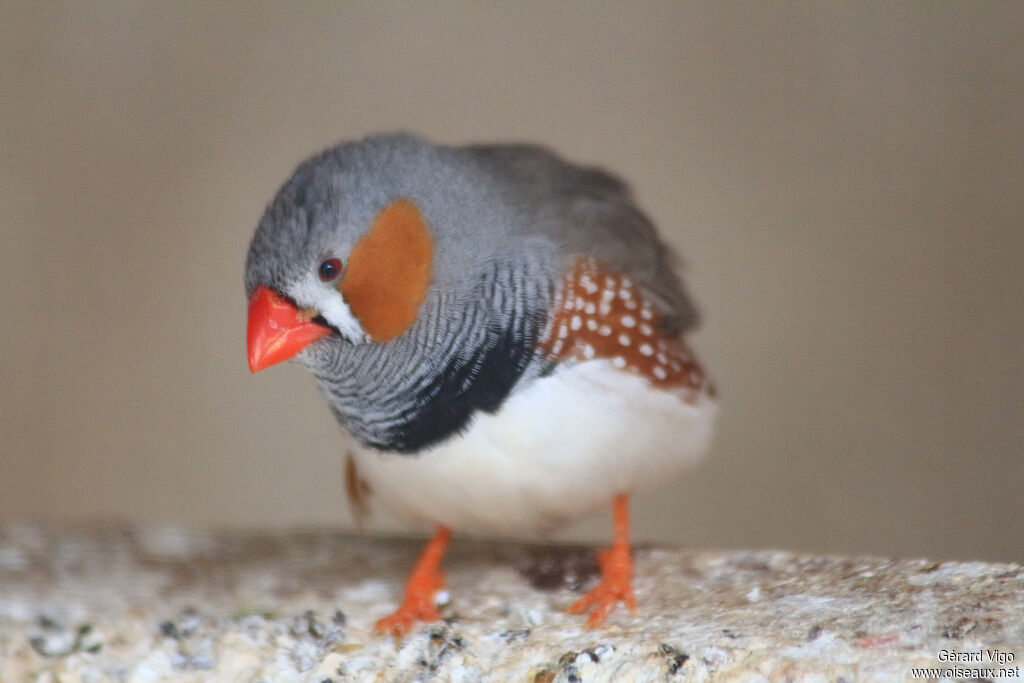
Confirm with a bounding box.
[374,526,451,637]
[374,570,445,636]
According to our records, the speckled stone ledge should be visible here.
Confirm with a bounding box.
[1,523,1021,682]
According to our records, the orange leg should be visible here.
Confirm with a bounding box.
[375,526,452,636]
[568,494,637,627]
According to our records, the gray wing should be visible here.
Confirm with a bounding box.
[463,143,699,334]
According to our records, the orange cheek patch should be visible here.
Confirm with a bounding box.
[340,198,434,342]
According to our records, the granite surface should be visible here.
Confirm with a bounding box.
[1,523,1021,682]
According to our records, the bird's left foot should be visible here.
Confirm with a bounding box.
[568,540,636,627]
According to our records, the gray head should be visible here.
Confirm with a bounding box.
[245,133,540,348]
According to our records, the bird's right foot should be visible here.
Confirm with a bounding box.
[374,526,451,637]
[374,574,444,636]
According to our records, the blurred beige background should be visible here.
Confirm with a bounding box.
[2,3,1021,562]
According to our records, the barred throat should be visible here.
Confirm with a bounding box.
[312,258,554,454]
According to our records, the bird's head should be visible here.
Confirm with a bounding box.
[244,136,440,373]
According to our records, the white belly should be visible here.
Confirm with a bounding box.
[350,359,717,535]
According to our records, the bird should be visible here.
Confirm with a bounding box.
[244,133,717,636]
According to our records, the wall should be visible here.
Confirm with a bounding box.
[2,2,1021,561]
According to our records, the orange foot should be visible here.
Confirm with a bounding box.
[374,570,444,636]
[374,526,451,637]
[568,494,637,627]
[569,541,636,626]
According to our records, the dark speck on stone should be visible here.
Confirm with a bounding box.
[807,624,823,641]
[428,629,465,651]
[659,643,690,675]
[498,629,530,644]
[29,637,49,657]
[38,615,60,630]
[942,617,977,639]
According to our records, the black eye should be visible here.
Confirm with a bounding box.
[318,258,342,282]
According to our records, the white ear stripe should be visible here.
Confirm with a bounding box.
[290,281,369,343]
[318,293,371,343]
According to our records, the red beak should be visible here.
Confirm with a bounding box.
[247,285,331,372]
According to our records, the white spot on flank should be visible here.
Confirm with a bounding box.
[604,277,616,289]
[582,281,598,295]
[639,323,653,336]
[586,319,598,331]
[618,334,631,347]
[551,339,563,354]
[624,299,638,310]
[653,366,668,380]
[574,296,585,310]
[602,289,615,302]
[611,356,626,369]
[621,315,636,328]
[619,288,632,300]
[584,302,596,315]
[599,301,611,316]
[598,324,612,336]
[570,316,582,331]
[582,344,595,359]
[641,308,653,320]
[564,299,574,311]
[657,352,668,364]
[639,343,654,356]
[558,324,569,339]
